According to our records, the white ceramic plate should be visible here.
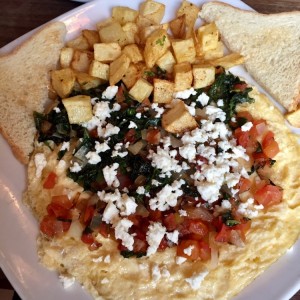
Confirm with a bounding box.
[0,1,300,299]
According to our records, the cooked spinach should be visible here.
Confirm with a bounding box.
[120,250,146,258]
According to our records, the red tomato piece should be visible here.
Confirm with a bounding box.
[163,213,177,231]
[262,132,279,158]
[133,238,148,253]
[186,219,209,240]
[177,240,201,261]
[238,177,252,194]
[40,215,70,238]
[234,128,257,154]
[158,237,168,251]
[149,210,162,222]
[215,224,231,243]
[47,203,70,219]
[116,86,125,103]
[51,195,73,210]
[116,173,133,190]
[234,221,251,241]
[43,172,57,189]
[146,128,161,145]
[124,129,137,143]
[83,205,95,224]
[234,83,248,92]
[98,223,110,238]
[81,232,94,244]
[254,184,283,208]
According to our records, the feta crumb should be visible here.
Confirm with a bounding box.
[136,112,142,119]
[179,209,187,217]
[161,266,171,278]
[59,275,75,289]
[136,186,145,194]
[166,230,179,244]
[183,245,194,256]
[174,88,196,99]
[95,141,110,153]
[146,222,166,256]
[60,141,70,151]
[53,107,61,113]
[185,271,209,290]
[103,163,120,187]
[69,162,82,173]
[103,255,111,263]
[92,256,103,263]
[221,200,232,209]
[179,144,196,162]
[217,99,224,107]
[151,103,165,118]
[241,121,253,132]
[151,264,161,281]
[102,201,120,224]
[196,92,210,107]
[176,256,187,265]
[34,153,47,178]
[128,121,138,129]
[102,85,118,99]
[86,151,101,164]
[151,179,160,186]
[114,218,134,251]
[90,97,99,105]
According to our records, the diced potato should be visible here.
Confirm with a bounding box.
[122,64,141,89]
[193,65,215,89]
[82,30,100,48]
[169,15,186,39]
[172,38,196,63]
[129,78,153,102]
[122,44,144,63]
[51,68,75,98]
[209,53,245,69]
[71,50,93,73]
[156,50,176,73]
[62,95,93,124]
[99,21,127,47]
[139,0,165,24]
[174,62,193,91]
[109,53,131,85]
[96,17,115,30]
[153,79,174,103]
[112,6,139,25]
[286,109,300,127]
[192,30,202,57]
[66,35,90,51]
[89,60,109,81]
[60,47,74,68]
[94,43,121,62]
[144,29,170,68]
[197,23,219,52]
[136,15,155,28]
[139,23,169,45]
[76,72,103,90]
[122,22,139,45]
[203,41,224,60]
[162,100,198,133]
[177,0,200,38]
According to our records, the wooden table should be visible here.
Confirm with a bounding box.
[0,0,299,299]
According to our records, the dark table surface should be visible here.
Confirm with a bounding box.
[0,0,300,299]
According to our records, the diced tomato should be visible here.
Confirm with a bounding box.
[51,195,73,210]
[47,203,70,219]
[238,177,252,193]
[40,215,70,238]
[43,172,57,189]
[198,240,211,261]
[185,219,209,240]
[83,205,95,224]
[251,120,267,136]
[177,240,201,261]
[89,128,98,138]
[127,214,142,226]
[124,129,137,143]
[234,221,251,241]
[254,184,283,208]
[262,131,279,158]
[215,224,231,243]
[252,151,268,161]
[163,213,177,231]
[81,231,94,244]
[133,238,148,253]
[146,128,161,145]
[234,128,257,154]
[212,216,223,231]
[98,223,110,238]
[116,173,133,190]
[116,86,125,103]
[234,83,248,92]
[148,209,162,222]
[158,237,168,251]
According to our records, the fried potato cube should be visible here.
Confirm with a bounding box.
[169,15,186,39]
[136,15,155,28]
[94,43,121,62]
[156,50,176,73]
[76,72,103,90]
[122,44,143,63]
[203,41,224,60]
[122,64,141,89]
[286,109,300,127]
[71,50,93,73]
[174,62,193,91]
[60,47,74,68]
[162,100,198,133]
[129,78,153,102]
[82,30,100,48]
[177,0,200,38]
[144,29,170,68]
[197,23,219,52]
[209,53,245,69]
[99,22,127,47]
[112,6,139,25]
[193,65,215,89]
[51,68,75,99]
[96,18,115,30]
[89,60,109,81]
[67,35,90,51]
[153,79,174,103]
[139,0,165,24]
[109,53,131,86]
[122,22,139,45]
[62,95,93,124]
[172,38,196,63]
[139,24,169,45]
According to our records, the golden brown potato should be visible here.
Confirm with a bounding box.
[82,30,100,48]
[174,62,193,91]
[129,78,153,102]
[144,29,170,68]
[169,15,186,39]
[112,6,139,25]
[75,72,103,90]
[99,21,127,47]
[139,0,165,24]
[51,68,75,99]
[62,95,93,124]
[60,47,74,68]
[122,44,144,63]
[153,79,174,103]
[162,100,198,133]
[286,109,300,127]
[209,53,245,69]
[136,15,156,28]
[66,35,90,51]
[94,43,122,62]
[122,22,139,45]
[122,64,141,89]
[96,17,115,30]
[109,53,131,86]
[193,65,215,89]
[139,24,169,45]
[156,50,176,73]
[203,41,224,60]
[89,60,109,81]
[197,22,219,53]
[71,50,93,73]
[172,38,196,63]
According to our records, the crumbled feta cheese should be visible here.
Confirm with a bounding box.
[112,103,121,111]
[112,142,128,158]
[136,186,145,194]
[95,141,110,153]
[241,121,253,132]
[161,266,171,278]
[69,162,82,173]
[103,255,111,263]
[179,144,196,162]
[185,102,196,116]
[151,103,165,118]
[151,179,160,186]
[217,99,224,107]
[146,222,166,256]
[237,198,262,218]
[54,107,61,113]
[102,85,118,99]
[205,105,226,122]
[86,151,101,164]
[60,141,70,151]
[176,256,187,265]
[221,200,232,209]
[102,201,120,224]
[59,275,75,289]
[128,121,137,129]
[166,230,179,244]
[179,209,187,217]
[94,101,111,121]
[196,181,220,204]
[183,245,194,256]
[151,264,161,281]
[34,153,47,178]
[90,97,99,105]
[196,92,210,107]
[114,218,134,251]
[103,163,119,187]
[174,88,196,99]
[185,271,209,290]
[136,112,142,119]
[92,256,103,263]
[99,123,120,138]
